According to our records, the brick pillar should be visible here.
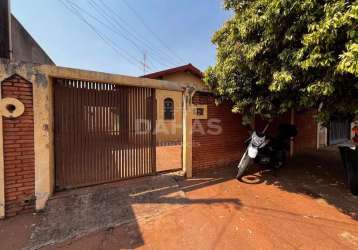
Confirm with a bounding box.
[1,74,35,217]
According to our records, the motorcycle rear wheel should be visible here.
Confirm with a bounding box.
[236,150,252,179]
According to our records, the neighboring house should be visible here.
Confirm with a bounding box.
[142,64,206,145]
[10,15,54,65]
[0,0,53,65]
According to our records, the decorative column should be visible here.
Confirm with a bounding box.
[0,74,35,217]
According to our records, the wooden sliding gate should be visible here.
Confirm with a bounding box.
[54,79,156,190]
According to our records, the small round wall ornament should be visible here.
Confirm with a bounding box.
[0,98,25,118]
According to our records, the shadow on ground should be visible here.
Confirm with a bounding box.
[239,147,358,221]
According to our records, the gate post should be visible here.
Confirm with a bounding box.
[33,75,54,210]
[182,87,194,178]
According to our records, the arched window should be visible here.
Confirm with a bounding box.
[164,98,174,120]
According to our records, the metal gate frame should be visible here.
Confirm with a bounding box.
[54,78,156,190]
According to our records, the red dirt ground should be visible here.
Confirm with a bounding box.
[1,148,358,250]
[156,145,182,172]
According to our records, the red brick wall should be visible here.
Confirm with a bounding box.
[294,110,317,153]
[2,74,35,217]
[256,110,317,154]
[191,93,318,173]
[192,92,247,173]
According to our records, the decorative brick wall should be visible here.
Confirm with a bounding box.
[2,74,35,217]
[192,92,247,173]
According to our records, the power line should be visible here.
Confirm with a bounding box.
[67,0,178,72]
[67,0,143,54]
[122,0,187,65]
[58,0,145,71]
[96,0,182,67]
[59,0,186,74]
[89,0,178,68]
[87,0,175,69]
[64,0,153,71]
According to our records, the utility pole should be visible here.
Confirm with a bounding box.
[142,51,148,75]
[0,0,12,59]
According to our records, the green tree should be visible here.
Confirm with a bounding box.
[205,0,358,125]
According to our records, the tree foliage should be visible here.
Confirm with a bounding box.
[205,0,358,125]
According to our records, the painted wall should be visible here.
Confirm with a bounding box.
[154,71,206,144]
[156,90,182,143]
[10,15,54,65]
[318,124,328,148]
[160,71,204,90]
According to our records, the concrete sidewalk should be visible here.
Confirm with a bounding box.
[28,175,188,249]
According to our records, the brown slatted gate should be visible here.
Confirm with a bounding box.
[54,79,156,190]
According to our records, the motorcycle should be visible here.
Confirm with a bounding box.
[236,123,298,179]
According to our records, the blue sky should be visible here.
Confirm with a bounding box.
[11,0,231,76]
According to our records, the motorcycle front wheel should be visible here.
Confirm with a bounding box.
[236,150,252,179]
